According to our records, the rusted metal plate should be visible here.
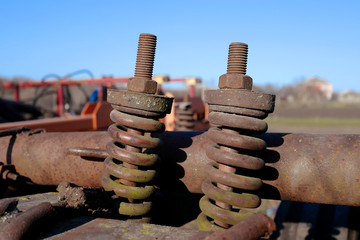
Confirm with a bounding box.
[193,213,276,240]
[107,89,173,114]
[48,218,204,239]
[0,201,273,240]
[0,193,201,239]
[205,89,275,112]
[0,191,274,239]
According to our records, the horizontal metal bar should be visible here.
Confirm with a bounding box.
[0,116,93,132]
[0,131,359,206]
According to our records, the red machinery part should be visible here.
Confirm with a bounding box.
[0,102,113,132]
[1,76,198,116]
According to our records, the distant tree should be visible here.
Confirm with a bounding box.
[0,76,11,82]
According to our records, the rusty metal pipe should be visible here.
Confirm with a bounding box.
[191,213,276,240]
[0,202,64,240]
[1,131,360,206]
[0,131,107,187]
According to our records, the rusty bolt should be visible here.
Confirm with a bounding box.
[219,42,253,90]
[127,33,158,94]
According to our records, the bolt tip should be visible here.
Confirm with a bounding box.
[134,33,157,80]
[139,33,157,39]
[227,42,248,75]
[230,42,248,47]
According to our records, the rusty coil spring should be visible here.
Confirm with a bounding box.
[197,109,268,231]
[102,107,165,218]
[175,104,195,131]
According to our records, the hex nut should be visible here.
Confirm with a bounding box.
[218,74,253,90]
[127,77,158,94]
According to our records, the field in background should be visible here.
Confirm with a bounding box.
[267,102,360,134]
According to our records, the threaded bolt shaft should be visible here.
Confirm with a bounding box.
[134,33,157,80]
[227,42,248,75]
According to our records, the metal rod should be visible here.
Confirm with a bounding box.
[0,131,359,206]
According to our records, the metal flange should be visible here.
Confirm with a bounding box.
[205,89,275,112]
[107,89,173,114]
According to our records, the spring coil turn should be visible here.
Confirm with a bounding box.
[197,109,268,231]
[175,103,195,131]
[102,107,165,218]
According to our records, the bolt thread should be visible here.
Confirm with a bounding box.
[134,33,157,80]
[227,42,248,75]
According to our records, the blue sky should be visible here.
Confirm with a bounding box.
[1,1,359,91]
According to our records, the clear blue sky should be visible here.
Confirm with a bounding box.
[1,1,359,91]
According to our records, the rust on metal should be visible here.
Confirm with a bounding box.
[0,191,276,239]
[0,127,30,137]
[0,131,107,187]
[110,110,165,132]
[107,89,173,114]
[127,77,158,94]
[0,202,62,240]
[0,164,19,181]
[102,33,174,220]
[47,217,208,239]
[227,42,248,75]
[197,41,276,230]
[112,104,166,118]
[127,33,158,94]
[192,213,276,240]
[209,104,268,119]
[219,42,253,90]
[175,101,195,131]
[219,74,253,90]
[0,198,18,215]
[1,131,360,206]
[50,214,274,239]
[205,89,275,112]
[67,147,108,159]
[57,181,113,212]
[103,106,162,218]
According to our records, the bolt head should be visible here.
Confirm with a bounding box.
[127,77,158,94]
[218,74,253,90]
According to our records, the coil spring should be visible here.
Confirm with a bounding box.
[197,109,268,231]
[175,103,195,131]
[102,107,165,219]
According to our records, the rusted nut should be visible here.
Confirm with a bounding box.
[127,77,158,94]
[219,74,253,90]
